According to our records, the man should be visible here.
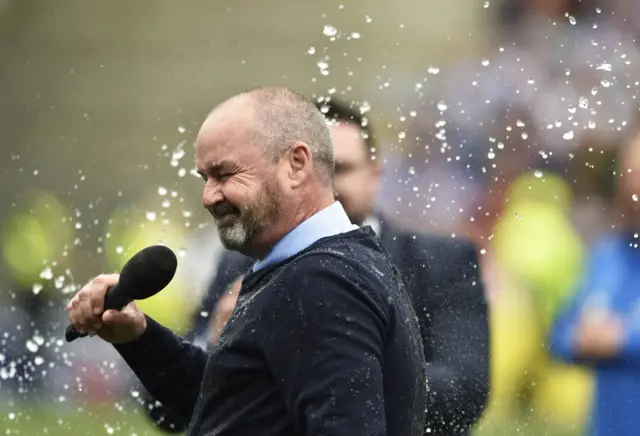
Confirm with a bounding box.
[549,130,640,436]
[66,87,427,436]
[145,98,490,435]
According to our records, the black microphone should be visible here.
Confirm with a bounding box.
[65,245,178,343]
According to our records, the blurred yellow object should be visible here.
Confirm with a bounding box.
[479,271,542,427]
[104,203,191,334]
[507,170,573,214]
[531,362,593,431]
[493,172,584,328]
[478,170,589,433]
[1,190,75,288]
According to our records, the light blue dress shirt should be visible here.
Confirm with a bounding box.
[252,201,358,272]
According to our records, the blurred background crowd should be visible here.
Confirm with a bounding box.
[1,0,639,434]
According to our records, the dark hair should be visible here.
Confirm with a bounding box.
[315,99,378,160]
[496,0,608,30]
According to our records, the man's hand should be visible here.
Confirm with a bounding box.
[208,275,243,345]
[575,310,625,359]
[66,274,147,344]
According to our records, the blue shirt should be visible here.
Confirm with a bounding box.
[252,201,358,272]
[549,234,640,436]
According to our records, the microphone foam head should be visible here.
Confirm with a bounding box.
[118,245,178,300]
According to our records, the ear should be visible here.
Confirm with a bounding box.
[368,159,383,194]
[286,141,312,188]
[370,158,382,178]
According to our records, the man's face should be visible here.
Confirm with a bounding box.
[330,122,381,224]
[619,137,640,224]
[195,111,283,254]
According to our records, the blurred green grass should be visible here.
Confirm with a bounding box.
[2,404,581,436]
[1,403,172,436]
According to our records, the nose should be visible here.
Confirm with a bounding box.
[202,179,224,209]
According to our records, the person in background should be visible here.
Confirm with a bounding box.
[0,190,75,402]
[549,129,640,436]
[144,98,490,435]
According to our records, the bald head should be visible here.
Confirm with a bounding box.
[208,86,334,183]
[195,87,338,257]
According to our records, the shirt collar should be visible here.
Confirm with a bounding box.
[252,201,358,272]
[362,215,381,235]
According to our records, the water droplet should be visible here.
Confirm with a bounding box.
[350,32,361,39]
[158,186,168,196]
[436,101,448,111]
[427,66,440,75]
[534,170,543,178]
[633,194,639,202]
[483,1,490,8]
[146,211,157,221]
[54,276,65,289]
[527,78,535,85]
[563,130,575,140]
[323,25,338,37]
[398,131,406,140]
[579,97,589,109]
[32,283,43,295]
[591,87,598,95]
[596,62,612,72]
[480,248,487,255]
[566,13,576,25]
[408,166,416,175]
[317,60,330,75]
[307,46,316,55]
[568,105,577,114]
[178,168,187,177]
[487,151,495,159]
[177,126,186,134]
[40,267,53,280]
[171,144,186,167]
[359,101,371,114]
[601,80,611,88]
[365,15,372,23]
[481,59,490,66]
[26,340,38,353]
[409,110,417,117]
[588,120,596,129]
[116,246,124,254]
[521,132,528,140]
[8,412,15,420]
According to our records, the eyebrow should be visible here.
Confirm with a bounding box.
[196,160,232,176]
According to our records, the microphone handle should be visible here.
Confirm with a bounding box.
[64,282,133,343]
